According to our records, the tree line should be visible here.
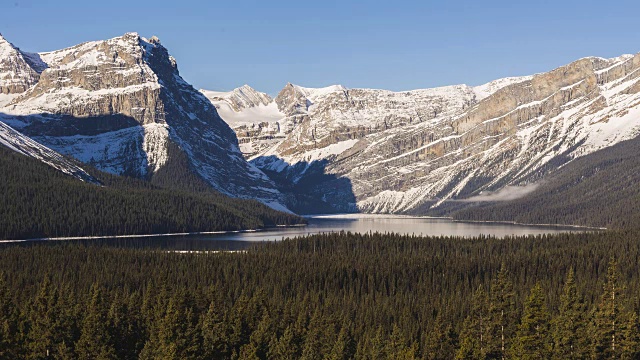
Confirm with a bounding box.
[0,230,639,359]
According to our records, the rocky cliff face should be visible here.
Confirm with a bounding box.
[0,33,285,210]
[210,54,640,214]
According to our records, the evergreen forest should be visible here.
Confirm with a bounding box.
[0,146,303,240]
[0,230,639,359]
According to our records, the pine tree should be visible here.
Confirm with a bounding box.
[365,326,386,360]
[326,323,355,360]
[385,324,418,359]
[140,289,201,359]
[590,257,624,359]
[456,286,489,359]
[245,313,273,359]
[620,311,640,360]
[26,277,59,360]
[422,313,457,360]
[551,267,588,360]
[108,292,142,360]
[511,283,551,359]
[55,284,81,357]
[75,283,117,359]
[238,342,260,360]
[487,263,515,360]
[0,273,19,360]
[300,321,323,360]
[228,294,251,355]
[201,299,231,359]
[268,325,299,360]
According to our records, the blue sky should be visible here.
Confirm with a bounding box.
[1,0,638,94]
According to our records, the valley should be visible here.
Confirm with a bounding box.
[2,31,640,236]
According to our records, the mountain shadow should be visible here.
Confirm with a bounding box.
[0,112,271,194]
[253,155,358,215]
[0,112,253,193]
[0,112,157,178]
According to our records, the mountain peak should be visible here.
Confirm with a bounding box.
[201,84,273,112]
[122,32,140,40]
[273,83,346,115]
[0,33,17,55]
[148,35,161,45]
[0,33,42,94]
[294,84,346,97]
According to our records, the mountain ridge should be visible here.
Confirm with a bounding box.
[3,31,640,219]
[202,52,640,214]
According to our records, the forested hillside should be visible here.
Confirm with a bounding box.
[0,145,302,240]
[0,230,639,359]
[452,136,640,228]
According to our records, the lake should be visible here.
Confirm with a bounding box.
[3,214,583,251]
[210,214,580,241]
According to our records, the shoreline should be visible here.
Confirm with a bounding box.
[0,223,309,243]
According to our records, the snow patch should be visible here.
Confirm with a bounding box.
[142,123,169,173]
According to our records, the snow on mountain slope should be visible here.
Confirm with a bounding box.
[0,33,286,210]
[6,31,638,216]
[0,120,96,182]
[473,76,533,100]
[232,54,640,213]
[293,84,347,103]
[200,86,285,127]
[201,85,272,113]
[355,54,640,212]
[201,85,287,157]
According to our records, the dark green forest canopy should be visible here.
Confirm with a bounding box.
[0,145,303,240]
[0,230,639,359]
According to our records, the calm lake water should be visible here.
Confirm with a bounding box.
[4,215,582,251]
[211,214,579,241]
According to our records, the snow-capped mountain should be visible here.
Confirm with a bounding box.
[0,33,286,211]
[207,54,640,214]
[5,30,640,216]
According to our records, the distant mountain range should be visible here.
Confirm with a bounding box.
[202,53,640,217]
[2,31,640,228]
